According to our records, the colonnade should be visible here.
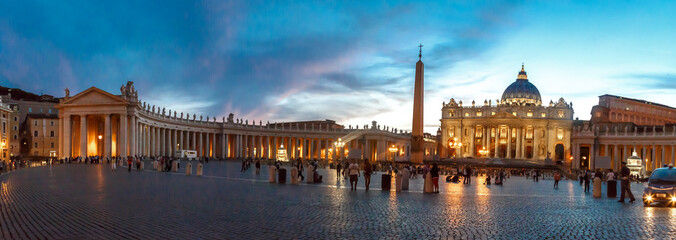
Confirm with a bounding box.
[573,143,676,172]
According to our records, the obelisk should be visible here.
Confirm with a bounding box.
[411,44,424,164]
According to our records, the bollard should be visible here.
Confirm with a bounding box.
[401,168,410,190]
[381,174,391,191]
[291,167,299,184]
[593,177,602,198]
[196,163,203,176]
[424,172,434,193]
[278,168,287,183]
[186,163,192,175]
[171,161,178,172]
[607,180,617,198]
[307,166,314,183]
[140,161,144,170]
[269,166,276,183]
[395,172,403,192]
[157,162,162,172]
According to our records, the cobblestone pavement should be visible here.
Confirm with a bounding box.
[0,161,674,239]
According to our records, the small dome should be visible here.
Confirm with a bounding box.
[501,64,542,106]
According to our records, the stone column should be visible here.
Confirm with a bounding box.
[272,136,277,159]
[212,133,216,158]
[324,139,329,162]
[192,131,197,154]
[119,113,127,157]
[494,127,499,158]
[258,135,262,158]
[63,115,71,158]
[515,127,521,158]
[104,114,111,157]
[197,132,202,157]
[80,115,87,157]
[652,145,657,170]
[662,145,667,168]
[469,127,475,157]
[590,144,596,170]
[156,127,161,156]
[224,134,229,158]
[507,126,512,158]
[533,127,539,160]
[160,128,165,156]
[129,115,136,156]
[172,129,177,155]
[613,145,619,171]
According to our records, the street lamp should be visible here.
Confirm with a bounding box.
[448,137,462,158]
[388,145,398,161]
[334,138,345,160]
[478,146,489,157]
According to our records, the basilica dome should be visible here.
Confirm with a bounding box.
[501,64,542,106]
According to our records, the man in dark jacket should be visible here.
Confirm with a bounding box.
[618,162,636,203]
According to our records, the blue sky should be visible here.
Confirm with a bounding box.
[1,1,675,133]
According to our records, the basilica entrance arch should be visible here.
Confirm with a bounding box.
[555,144,565,161]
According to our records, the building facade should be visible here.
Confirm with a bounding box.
[0,100,11,162]
[572,95,676,172]
[23,114,59,158]
[440,65,574,163]
[0,86,59,159]
[57,82,437,162]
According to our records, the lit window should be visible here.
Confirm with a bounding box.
[476,112,482,117]
[526,126,534,139]
[541,113,546,117]
[512,128,517,138]
[449,128,455,138]
[512,112,517,116]
[449,110,455,117]
[527,112,533,117]
[464,112,469,117]
[558,110,564,118]
[557,128,564,140]
[500,126,507,138]
[491,128,496,138]
[475,126,483,138]
[491,112,495,115]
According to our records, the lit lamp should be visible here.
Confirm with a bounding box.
[448,137,462,158]
[388,145,398,161]
[334,138,345,160]
[478,147,489,157]
[98,135,103,140]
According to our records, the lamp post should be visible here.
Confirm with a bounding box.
[448,137,462,158]
[388,145,398,161]
[334,138,345,161]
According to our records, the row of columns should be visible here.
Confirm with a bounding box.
[463,125,542,160]
[576,143,676,171]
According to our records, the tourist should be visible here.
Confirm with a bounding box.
[578,171,584,186]
[583,169,591,193]
[296,158,304,181]
[336,162,342,179]
[241,159,246,172]
[313,167,323,183]
[618,162,636,203]
[606,169,615,182]
[431,163,440,193]
[534,169,540,182]
[255,160,261,174]
[343,162,349,179]
[553,172,561,189]
[466,166,472,184]
[348,160,360,191]
[111,158,117,172]
[485,174,491,185]
[363,159,373,191]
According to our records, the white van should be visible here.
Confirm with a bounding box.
[175,150,197,160]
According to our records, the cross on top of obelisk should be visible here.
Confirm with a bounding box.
[418,44,423,60]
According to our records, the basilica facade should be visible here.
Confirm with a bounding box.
[440,65,574,162]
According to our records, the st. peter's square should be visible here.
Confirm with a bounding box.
[1,1,676,239]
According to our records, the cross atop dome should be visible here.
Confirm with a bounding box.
[517,63,528,80]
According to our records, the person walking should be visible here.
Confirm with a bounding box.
[255,160,261,174]
[431,163,440,193]
[534,169,540,182]
[618,162,636,203]
[297,158,305,181]
[348,160,360,191]
[466,166,472,184]
[111,158,117,172]
[127,156,132,172]
[553,172,561,189]
[336,162,342,179]
[583,169,591,193]
[363,160,373,191]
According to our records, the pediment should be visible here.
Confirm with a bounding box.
[488,111,520,119]
[60,87,128,105]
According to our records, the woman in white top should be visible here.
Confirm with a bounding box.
[349,161,360,191]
